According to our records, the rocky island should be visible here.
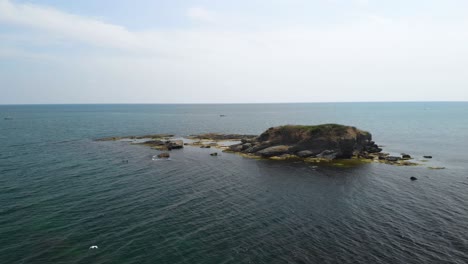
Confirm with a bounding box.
[96,124,420,166]
[223,124,417,165]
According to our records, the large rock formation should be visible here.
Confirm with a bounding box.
[227,124,382,160]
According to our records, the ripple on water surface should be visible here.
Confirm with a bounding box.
[1,103,468,263]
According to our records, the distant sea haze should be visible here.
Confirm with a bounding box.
[1,102,467,263]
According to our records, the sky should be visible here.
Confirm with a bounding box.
[0,0,467,104]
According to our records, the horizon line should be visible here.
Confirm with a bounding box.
[0,100,467,106]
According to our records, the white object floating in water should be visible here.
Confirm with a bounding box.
[152,155,171,161]
[89,245,98,249]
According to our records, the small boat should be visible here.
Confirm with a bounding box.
[4,117,13,120]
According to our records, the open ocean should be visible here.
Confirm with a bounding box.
[1,102,467,264]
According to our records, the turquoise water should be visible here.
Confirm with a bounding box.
[1,103,467,263]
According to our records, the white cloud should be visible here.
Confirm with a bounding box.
[0,46,57,60]
[0,0,140,49]
[186,7,217,23]
[0,0,467,103]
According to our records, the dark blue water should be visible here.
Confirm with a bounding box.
[1,103,467,264]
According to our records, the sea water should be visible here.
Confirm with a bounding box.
[0,103,467,263]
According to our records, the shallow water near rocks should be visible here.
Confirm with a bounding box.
[1,103,468,264]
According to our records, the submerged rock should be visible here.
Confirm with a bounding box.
[428,166,445,170]
[210,152,218,156]
[157,152,170,159]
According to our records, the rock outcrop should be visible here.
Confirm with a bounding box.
[227,124,382,160]
[141,139,184,150]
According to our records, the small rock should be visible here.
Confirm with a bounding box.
[157,152,170,159]
[410,176,417,181]
[168,140,184,149]
[399,161,418,166]
[257,145,290,157]
[367,146,383,153]
[316,150,338,160]
[385,156,400,162]
[428,166,445,170]
[297,150,316,158]
[423,155,432,159]
[401,154,412,159]
[210,152,218,156]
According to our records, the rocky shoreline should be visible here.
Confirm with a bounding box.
[95,124,438,167]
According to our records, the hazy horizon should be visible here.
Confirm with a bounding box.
[1,100,468,106]
[1,0,467,104]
